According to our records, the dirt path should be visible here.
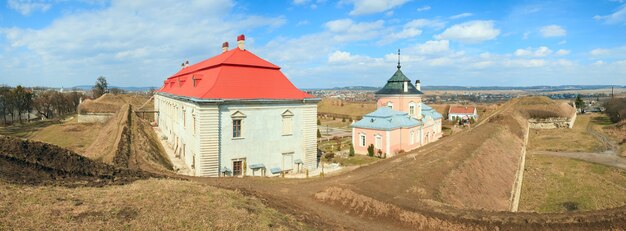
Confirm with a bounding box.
[531,150,626,170]
[586,120,620,155]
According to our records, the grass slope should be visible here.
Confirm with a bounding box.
[0,179,309,230]
[520,154,626,213]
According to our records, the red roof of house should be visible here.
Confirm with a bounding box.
[449,106,476,114]
[157,38,313,100]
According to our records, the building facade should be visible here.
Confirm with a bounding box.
[352,54,442,156]
[155,35,319,177]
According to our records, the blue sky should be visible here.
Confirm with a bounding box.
[1,0,625,88]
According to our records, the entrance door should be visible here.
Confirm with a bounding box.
[233,160,242,176]
[282,153,294,171]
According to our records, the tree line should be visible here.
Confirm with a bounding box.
[0,85,84,125]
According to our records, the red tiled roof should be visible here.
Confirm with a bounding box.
[157,41,313,100]
[449,106,476,114]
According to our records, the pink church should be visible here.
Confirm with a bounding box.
[352,52,443,157]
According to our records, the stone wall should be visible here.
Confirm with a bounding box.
[528,117,574,129]
[77,113,113,123]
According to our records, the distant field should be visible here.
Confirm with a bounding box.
[0,179,308,230]
[317,99,375,118]
[528,114,606,153]
[519,154,626,213]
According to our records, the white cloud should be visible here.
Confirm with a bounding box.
[405,19,445,29]
[325,19,385,42]
[506,59,546,68]
[594,4,626,24]
[413,40,450,55]
[417,6,431,12]
[539,25,566,37]
[379,19,444,44]
[292,0,309,5]
[449,13,473,20]
[341,0,410,16]
[555,49,570,56]
[558,40,567,45]
[590,48,610,56]
[514,46,553,57]
[435,20,500,43]
[0,0,287,87]
[328,50,381,64]
[8,0,51,15]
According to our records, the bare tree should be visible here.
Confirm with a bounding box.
[92,76,108,98]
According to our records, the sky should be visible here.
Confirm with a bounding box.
[0,0,625,89]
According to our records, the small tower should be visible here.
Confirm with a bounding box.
[375,49,424,119]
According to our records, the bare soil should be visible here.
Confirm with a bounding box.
[0,136,154,187]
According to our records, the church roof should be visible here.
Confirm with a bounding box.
[375,68,424,95]
[157,35,314,100]
[375,50,424,95]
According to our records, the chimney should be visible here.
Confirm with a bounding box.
[415,80,421,91]
[403,81,408,92]
[222,42,229,52]
[237,34,245,50]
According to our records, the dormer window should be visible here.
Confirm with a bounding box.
[192,75,202,87]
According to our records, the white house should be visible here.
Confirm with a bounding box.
[155,35,319,177]
[448,106,478,121]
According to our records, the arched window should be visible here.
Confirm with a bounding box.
[387,101,393,109]
[408,102,416,115]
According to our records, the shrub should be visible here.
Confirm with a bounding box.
[377,149,382,158]
[349,144,355,157]
[367,144,374,157]
[604,98,626,123]
[324,152,335,161]
[317,129,322,138]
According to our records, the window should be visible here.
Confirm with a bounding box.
[182,107,186,128]
[359,134,366,147]
[231,111,246,139]
[191,109,196,135]
[387,101,393,109]
[375,135,382,149]
[282,110,294,136]
[232,119,242,138]
[409,105,415,115]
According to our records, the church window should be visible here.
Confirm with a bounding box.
[359,134,366,147]
[375,135,382,149]
[282,110,294,136]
